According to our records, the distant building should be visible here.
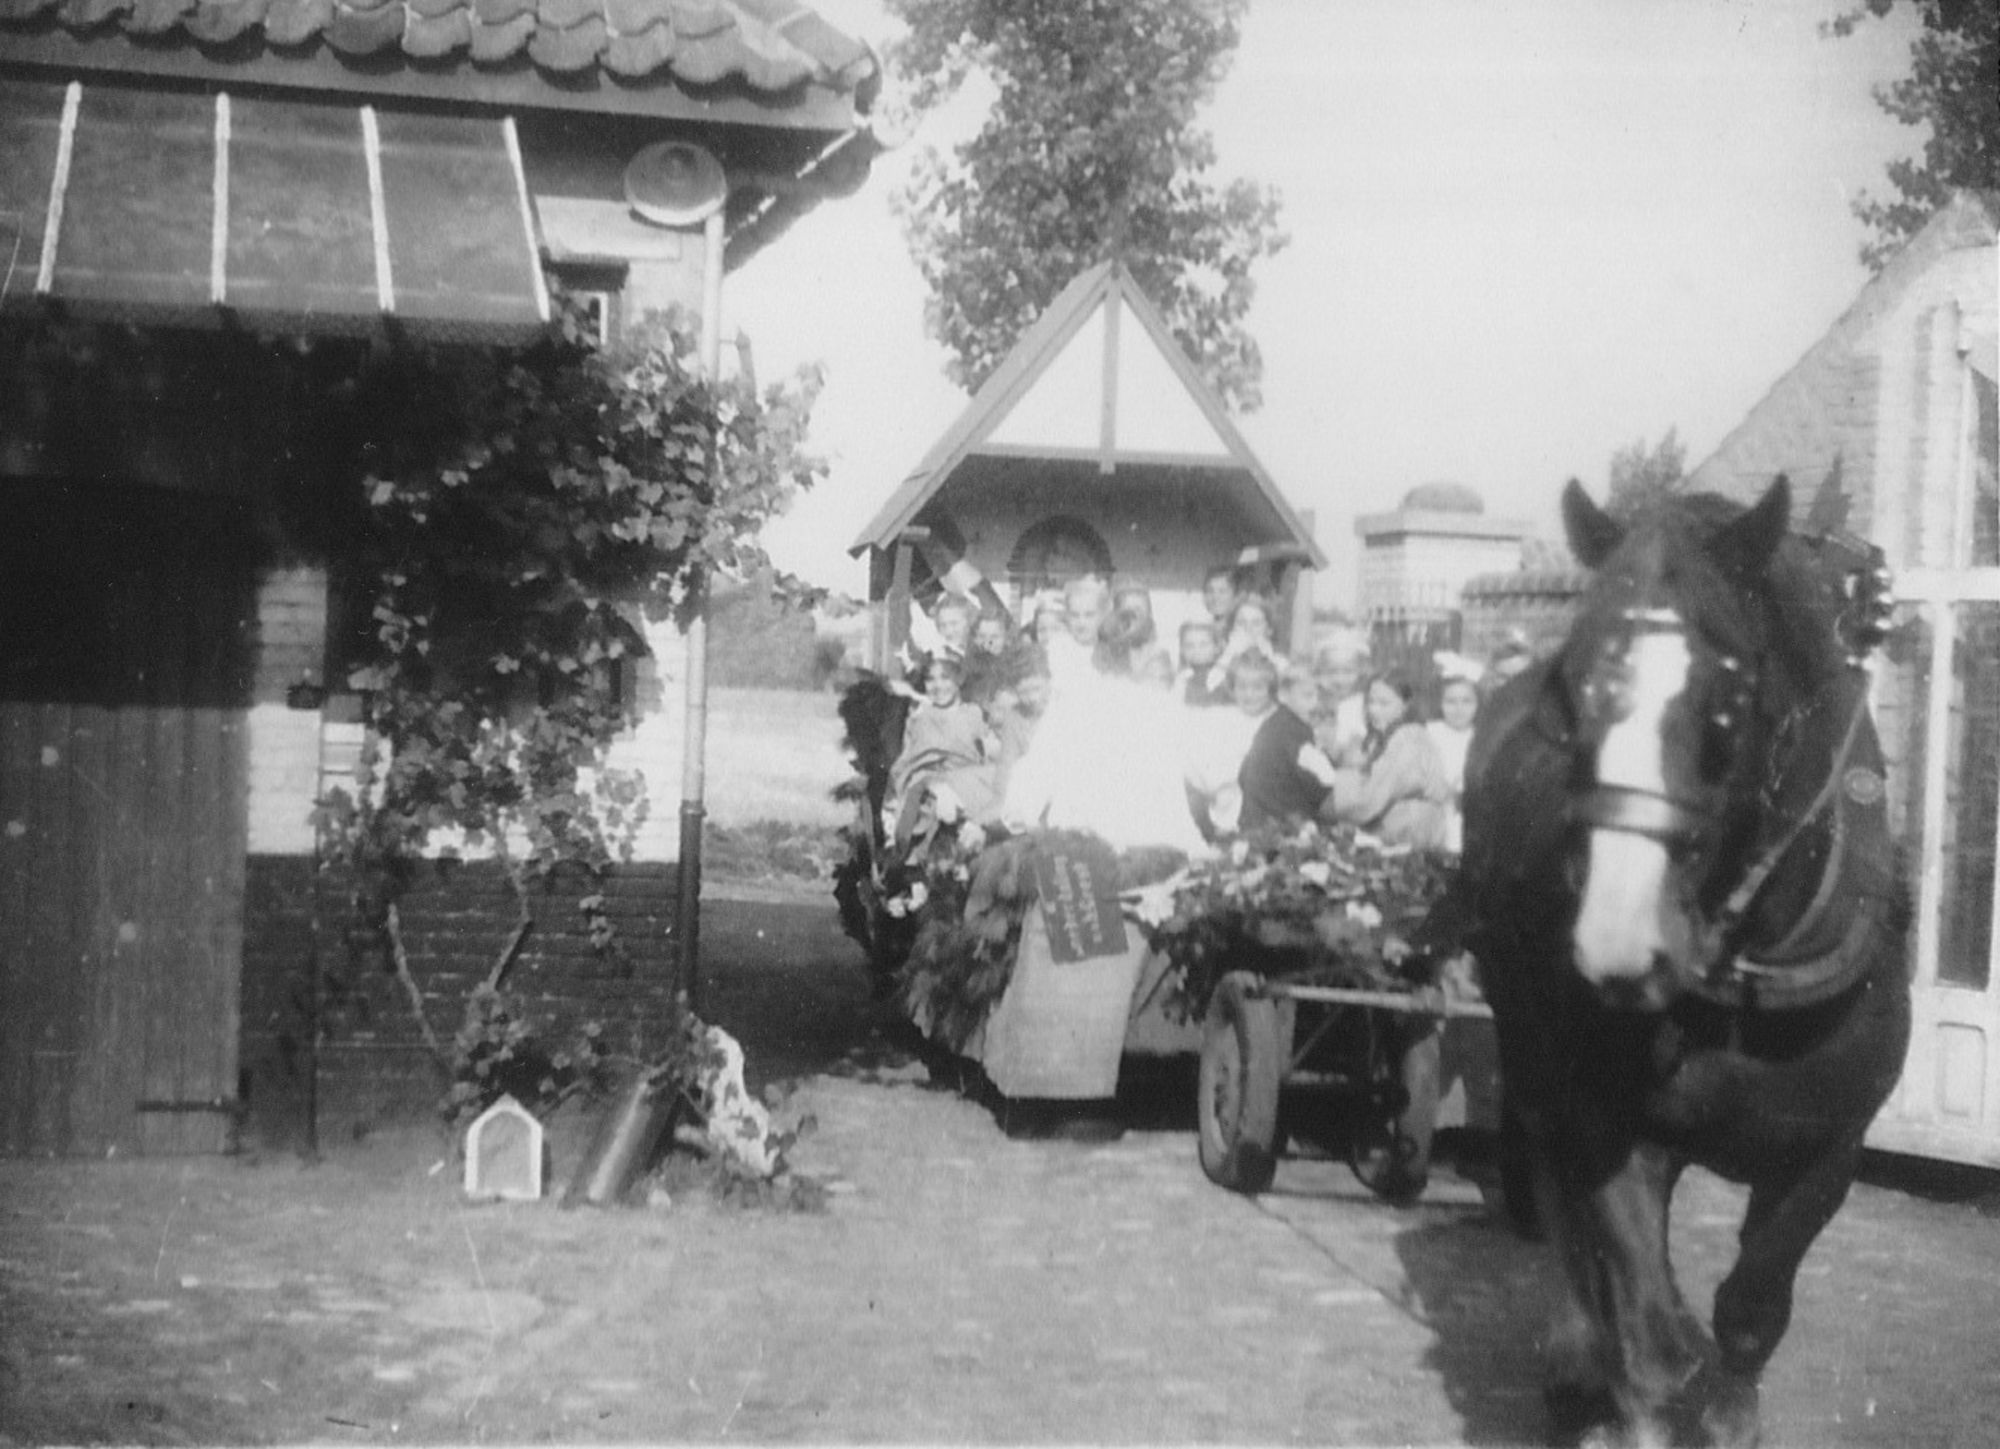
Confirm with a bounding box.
[1353,482,1531,626]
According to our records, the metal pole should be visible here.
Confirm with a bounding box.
[673,206,727,1015]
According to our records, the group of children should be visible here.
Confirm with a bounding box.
[885,563,1524,859]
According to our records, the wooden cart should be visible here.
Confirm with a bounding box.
[842,786,1501,1206]
[911,891,1202,1101]
[1194,963,1497,1202]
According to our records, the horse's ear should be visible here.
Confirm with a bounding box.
[1562,479,1624,569]
[1714,474,1791,577]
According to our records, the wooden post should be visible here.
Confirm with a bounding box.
[884,526,929,680]
[673,206,726,1016]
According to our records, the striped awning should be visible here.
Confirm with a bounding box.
[0,79,549,342]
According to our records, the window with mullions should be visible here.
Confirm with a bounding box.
[1892,361,2000,991]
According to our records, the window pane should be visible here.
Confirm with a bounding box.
[55,87,212,310]
[226,97,376,326]
[0,80,67,294]
[1939,600,1999,989]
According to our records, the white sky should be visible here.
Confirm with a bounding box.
[728,0,1925,607]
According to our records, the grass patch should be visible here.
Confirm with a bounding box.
[704,818,847,884]
[704,686,852,830]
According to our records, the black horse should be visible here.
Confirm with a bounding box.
[1455,476,1910,1447]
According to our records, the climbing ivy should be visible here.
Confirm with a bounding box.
[312,298,825,1070]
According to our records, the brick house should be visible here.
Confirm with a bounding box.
[1351,480,1531,673]
[0,2,880,1155]
[1685,189,1999,1168]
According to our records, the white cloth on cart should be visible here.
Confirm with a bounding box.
[1001,669,1214,856]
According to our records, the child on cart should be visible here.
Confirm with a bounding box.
[887,656,999,849]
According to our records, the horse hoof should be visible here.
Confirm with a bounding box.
[1544,1381,1619,1445]
[1698,1375,1761,1449]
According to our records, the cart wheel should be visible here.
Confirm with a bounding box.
[1198,973,1289,1194]
[1349,1019,1440,1204]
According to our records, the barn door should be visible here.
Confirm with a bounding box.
[1867,354,2000,1168]
[0,483,254,1156]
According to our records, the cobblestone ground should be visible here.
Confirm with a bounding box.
[1,893,1996,1446]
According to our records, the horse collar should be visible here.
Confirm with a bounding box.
[1694,667,1891,1011]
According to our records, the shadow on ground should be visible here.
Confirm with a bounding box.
[1392,1208,1552,1446]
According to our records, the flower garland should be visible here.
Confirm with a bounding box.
[888,823,1187,1051]
[1132,823,1455,1021]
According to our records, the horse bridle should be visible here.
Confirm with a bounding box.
[1571,593,1890,1009]
[1573,605,1757,849]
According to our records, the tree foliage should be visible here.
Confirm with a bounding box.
[1605,427,1688,522]
[1829,0,2000,270]
[884,0,1287,411]
[314,302,824,1051]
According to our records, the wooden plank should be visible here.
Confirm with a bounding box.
[93,518,162,1158]
[0,705,39,1154]
[184,551,249,1154]
[54,702,107,1157]
[32,702,86,1156]
[213,704,249,1151]
[138,591,196,1155]
[108,703,162,1157]
[173,702,240,1154]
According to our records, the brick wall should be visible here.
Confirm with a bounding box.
[1459,569,1588,663]
[237,566,695,1147]
[238,855,682,1146]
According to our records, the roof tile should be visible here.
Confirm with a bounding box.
[601,22,672,76]
[527,12,602,71]
[262,0,328,42]
[667,29,736,85]
[185,0,271,44]
[602,0,655,33]
[402,6,465,54]
[324,0,402,53]
[55,0,127,26]
[665,0,729,40]
[2,0,875,103]
[126,0,195,35]
[466,8,532,60]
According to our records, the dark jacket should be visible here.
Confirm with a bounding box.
[1238,705,1331,833]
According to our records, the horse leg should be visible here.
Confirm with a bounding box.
[1542,1142,1717,1447]
[1530,1149,1619,1441]
[1697,1132,1865,1446]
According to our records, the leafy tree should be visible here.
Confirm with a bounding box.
[1605,427,1688,522]
[885,0,1287,411]
[1828,0,2000,270]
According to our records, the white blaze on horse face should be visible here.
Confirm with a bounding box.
[1574,626,1693,986]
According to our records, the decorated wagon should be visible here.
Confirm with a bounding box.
[833,702,1498,1204]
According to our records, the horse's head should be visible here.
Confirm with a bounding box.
[1554,476,1796,1009]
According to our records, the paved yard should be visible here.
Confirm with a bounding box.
[1,894,1996,1446]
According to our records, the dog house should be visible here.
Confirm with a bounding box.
[850,260,1325,670]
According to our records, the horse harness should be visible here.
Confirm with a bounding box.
[1574,535,1899,1014]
